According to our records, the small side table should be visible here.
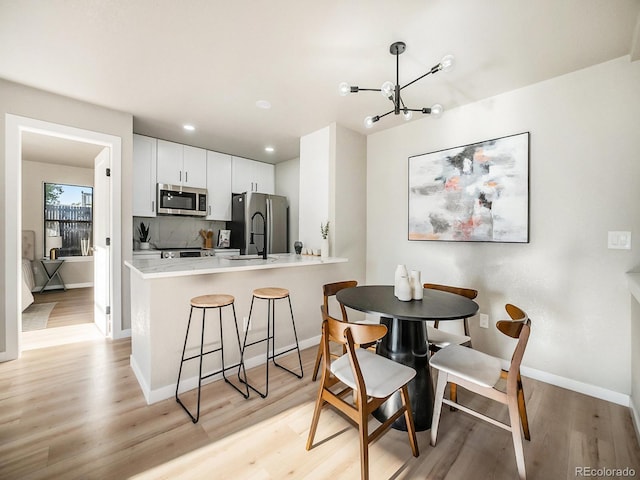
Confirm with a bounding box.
[40,259,66,293]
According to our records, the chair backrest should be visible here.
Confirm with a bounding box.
[320,305,387,393]
[322,305,387,347]
[496,304,531,395]
[323,280,357,321]
[423,283,478,332]
[423,283,478,300]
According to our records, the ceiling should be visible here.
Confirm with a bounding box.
[2,0,639,167]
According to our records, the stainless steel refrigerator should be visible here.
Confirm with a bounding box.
[230,192,288,255]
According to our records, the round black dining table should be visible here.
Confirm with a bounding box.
[336,285,479,431]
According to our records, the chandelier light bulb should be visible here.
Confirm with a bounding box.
[338,82,352,96]
[430,104,444,118]
[402,109,413,121]
[440,54,455,73]
[364,116,375,129]
[380,81,395,98]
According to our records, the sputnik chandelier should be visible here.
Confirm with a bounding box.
[339,41,454,128]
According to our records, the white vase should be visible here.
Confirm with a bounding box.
[394,264,408,297]
[410,270,423,300]
[139,242,150,250]
[397,274,412,301]
[321,237,329,259]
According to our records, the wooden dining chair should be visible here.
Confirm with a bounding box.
[311,280,358,381]
[306,306,419,480]
[430,304,531,480]
[423,283,478,353]
[424,283,478,405]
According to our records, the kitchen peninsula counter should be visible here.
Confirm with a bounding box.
[125,253,347,279]
[126,253,353,404]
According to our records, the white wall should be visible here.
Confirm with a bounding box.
[367,56,640,398]
[275,157,300,253]
[22,160,94,288]
[299,126,330,252]
[332,124,367,277]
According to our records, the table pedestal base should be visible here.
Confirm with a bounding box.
[374,316,433,431]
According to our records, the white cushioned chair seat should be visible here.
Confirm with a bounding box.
[331,349,416,398]
[427,325,471,349]
[429,344,502,388]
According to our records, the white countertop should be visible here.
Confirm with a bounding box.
[125,253,348,279]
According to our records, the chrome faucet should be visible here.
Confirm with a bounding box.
[250,211,268,259]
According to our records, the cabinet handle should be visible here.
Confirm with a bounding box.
[152,200,155,212]
[185,171,188,183]
[255,182,258,192]
[208,205,211,215]
[179,171,182,182]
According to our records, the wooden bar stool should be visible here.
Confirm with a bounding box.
[239,287,304,398]
[175,294,249,423]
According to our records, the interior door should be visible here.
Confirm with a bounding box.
[94,148,111,336]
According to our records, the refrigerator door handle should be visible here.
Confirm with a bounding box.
[266,198,273,254]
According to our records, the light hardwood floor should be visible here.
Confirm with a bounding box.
[32,287,94,328]
[3,291,640,479]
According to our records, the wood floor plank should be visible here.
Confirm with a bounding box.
[2,288,640,479]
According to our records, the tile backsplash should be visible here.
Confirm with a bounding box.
[133,216,227,250]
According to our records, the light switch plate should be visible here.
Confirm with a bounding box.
[608,231,632,250]
[479,313,489,328]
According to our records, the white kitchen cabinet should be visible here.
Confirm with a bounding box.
[231,156,274,194]
[206,150,232,221]
[183,145,207,188]
[157,139,207,189]
[132,134,157,217]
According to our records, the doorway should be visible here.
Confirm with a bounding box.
[4,114,123,360]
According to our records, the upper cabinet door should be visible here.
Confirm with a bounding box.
[232,156,274,194]
[206,151,232,221]
[253,160,274,194]
[183,145,207,188]
[157,140,207,188]
[156,139,183,186]
[132,134,157,217]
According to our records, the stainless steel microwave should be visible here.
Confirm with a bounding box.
[157,184,207,217]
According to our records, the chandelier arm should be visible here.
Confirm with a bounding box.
[376,109,395,120]
[400,69,437,91]
[357,88,382,92]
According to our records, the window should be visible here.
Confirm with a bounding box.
[44,183,93,257]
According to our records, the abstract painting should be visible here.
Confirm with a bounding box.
[408,132,529,243]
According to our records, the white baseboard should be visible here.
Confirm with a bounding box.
[519,364,630,406]
[135,334,322,405]
[130,334,632,411]
[32,282,93,292]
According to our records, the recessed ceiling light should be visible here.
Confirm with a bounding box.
[183,124,195,131]
[265,146,275,153]
[256,100,272,109]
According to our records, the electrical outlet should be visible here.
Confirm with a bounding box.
[243,316,252,331]
[608,231,632,250]
[479,313,489,329]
